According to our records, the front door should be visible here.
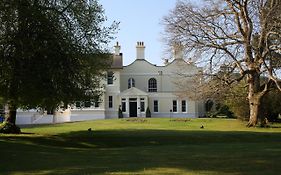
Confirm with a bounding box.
[129,102,137,117]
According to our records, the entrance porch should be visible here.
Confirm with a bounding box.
[120,87,148,117]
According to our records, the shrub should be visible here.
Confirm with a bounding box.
[118,107,123,118]
[145,107,151,118]
[0,121,21,134]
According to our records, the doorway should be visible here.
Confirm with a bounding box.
[129,99,137,117]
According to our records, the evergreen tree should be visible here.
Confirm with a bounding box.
[0,0,118,133]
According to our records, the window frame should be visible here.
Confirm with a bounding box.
[182,100,187,112]
[107,71,114,85]
[121,98,126,112]
[153,100,159,112]
[140,98,145,112]
[109,96,113,108]
[128,78,135,89]
[148,78,157,92]
[172,100,177,112]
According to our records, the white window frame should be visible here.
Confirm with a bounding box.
[109,96,113,108]
[128,78,135,88]
[172,100,177,112]
[107,71,114,85]
[153,100,159,112]
[181,100,187,113]
[148,78,157,92]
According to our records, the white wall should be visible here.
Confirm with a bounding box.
[119,59,204,118]
[16,108,105,125]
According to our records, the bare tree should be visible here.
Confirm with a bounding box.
[163,0,281,127]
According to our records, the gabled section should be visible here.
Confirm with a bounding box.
[120,87,148,96]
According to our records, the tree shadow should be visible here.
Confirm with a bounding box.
[1,129,281,175]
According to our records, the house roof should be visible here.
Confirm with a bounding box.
[120,87,148,96]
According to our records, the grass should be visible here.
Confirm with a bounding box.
[1,118,281,175]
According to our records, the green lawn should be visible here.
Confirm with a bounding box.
[1,118,281,175]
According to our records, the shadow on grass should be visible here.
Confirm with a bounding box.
[1,129,281,175]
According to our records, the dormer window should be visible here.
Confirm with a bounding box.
[148,78,157,92]
[128,78,135,89]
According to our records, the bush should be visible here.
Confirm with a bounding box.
[0,121,21,134]
[145,107,151,118]
[118,107,123,118]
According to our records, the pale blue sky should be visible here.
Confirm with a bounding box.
[100,0,178,66]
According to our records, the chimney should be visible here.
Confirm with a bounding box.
[136,41,145,60]
[173,42,184,60]
[114,42,121,55]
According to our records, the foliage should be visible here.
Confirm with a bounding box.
[0,0,118,126]
[163,0,281,127]
[145,107,151,118]
[224,81,250,121]
[207,103,234,118]
[220,80,281,123]
[261,89,281,121]
[0,121,21,134]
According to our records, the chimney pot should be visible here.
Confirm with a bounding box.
[114,41,121,55]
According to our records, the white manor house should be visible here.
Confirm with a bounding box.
[16,42,205,125]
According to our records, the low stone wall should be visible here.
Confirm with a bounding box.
[16,108,105,125]
[70,109,105,121]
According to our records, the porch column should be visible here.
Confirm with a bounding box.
[145,97,148,112]
[137,97,141,117]
[125,98,129,116]
[177,99,180,113]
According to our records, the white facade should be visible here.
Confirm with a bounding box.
[104,42,205,119]
[16,42,205,125]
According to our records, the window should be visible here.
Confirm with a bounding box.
[182,100,186,112]
[154,100,158,112]
[140,98,145,112]
[107,71,114,85]
[122,98,126,112]
[109,96,113,108]
[128,78,135,88]
[173,100,177,112]
[148,78,157,92]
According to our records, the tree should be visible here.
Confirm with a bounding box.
[261,89,281,122]
[163,0,281,126]
[0,0,118,132]
[224,81,250,121]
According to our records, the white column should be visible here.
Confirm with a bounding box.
[126,98,129,117]
[177,99,180,113]
[137,97,141,117]
[145,97,148,112]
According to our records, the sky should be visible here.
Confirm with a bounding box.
[100,0,178,66]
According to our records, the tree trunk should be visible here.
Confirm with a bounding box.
[247,71,263,127]
[247,97,260,127]
[0,101,21,134]
[5,102,17,124]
